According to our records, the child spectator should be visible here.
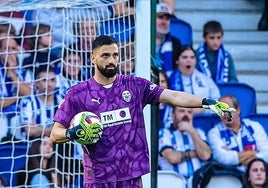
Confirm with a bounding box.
[196,21,238,83]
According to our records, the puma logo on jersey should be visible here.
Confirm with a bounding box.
[91,98,100,104]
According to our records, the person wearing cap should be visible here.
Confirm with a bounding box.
[155,2,182,72]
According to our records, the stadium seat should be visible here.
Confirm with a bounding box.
[170,17,193,46]
[99,16,135,42]
[245,113,268,134]
[207,175,243,188]
[217,83,257,118]
[142,170,187,188]
[158,170,186,188]
[188,175,243,188]
[0,143,28,186]
[193,113,221,135]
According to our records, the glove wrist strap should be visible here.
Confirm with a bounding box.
[202,98,216,108]
[66,128,75,140]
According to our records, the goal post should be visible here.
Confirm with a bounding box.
[0,0,153,187]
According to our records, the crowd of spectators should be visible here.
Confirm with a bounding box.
[155,1,268,187]
[0,2,136,186]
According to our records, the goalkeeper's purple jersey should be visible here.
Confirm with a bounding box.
[54,74,164,184]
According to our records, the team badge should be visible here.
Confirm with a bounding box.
[122,90,131,102]
[150,83,157,90]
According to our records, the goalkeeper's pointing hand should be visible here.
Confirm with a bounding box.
[202,98,236,121]
[66,113,103,144]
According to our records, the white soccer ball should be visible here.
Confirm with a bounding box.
[70,111,102,145]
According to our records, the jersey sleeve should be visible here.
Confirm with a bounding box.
[53,88,80,128]
[136,77,164,106]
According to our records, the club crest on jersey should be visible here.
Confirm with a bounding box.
[150,83,157,90]
[122,90,131,102]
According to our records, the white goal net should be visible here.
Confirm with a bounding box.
[0,0,152,187]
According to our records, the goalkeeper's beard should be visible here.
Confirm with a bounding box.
[97,64,118,78]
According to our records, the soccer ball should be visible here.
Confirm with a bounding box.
[70,111,102,145]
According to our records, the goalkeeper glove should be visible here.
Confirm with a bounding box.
[66,114,102,144]
[202,98,236,121]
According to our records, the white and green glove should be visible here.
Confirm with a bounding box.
[66,113,103,145]
[202,98,236,121]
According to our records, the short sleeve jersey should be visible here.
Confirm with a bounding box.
[54,74,164,183]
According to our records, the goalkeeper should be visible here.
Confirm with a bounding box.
[50,35,235,188]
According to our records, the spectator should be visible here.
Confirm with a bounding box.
[73,16,98,78]
[17,136,61,187]
[0,37,32,141]
[0,22,15,39]
[22,23,59,75]
[208,95,268,172]
[167,45,220,100]
[159,70,173,128]
[0,11,30,50]
[243,158,268,188]
[31,8,76,58]
[19,66,62,140]
[258,0,268,31]
[155,2,182,72]
[56,47,87,96]
[196,20,238,83]
[119,42,135,75]
[158,106,211,180]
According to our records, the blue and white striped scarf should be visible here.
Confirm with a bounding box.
[218,120,257,152]
[197,43,229,83]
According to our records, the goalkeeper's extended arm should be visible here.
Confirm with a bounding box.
[66,114,102,141]
[202,98,236,121]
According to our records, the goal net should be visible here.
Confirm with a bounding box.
[0,0,152,187]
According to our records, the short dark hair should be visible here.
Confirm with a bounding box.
[0,22,15,36]
[175,45,195,61]
[92,35,118,51]
[34,65,55,80]
[203,20,224,37]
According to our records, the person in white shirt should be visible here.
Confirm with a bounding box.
[158,106,211,180]
[20,66,62,140]
[208,95,268,172]
[167,45,220,100]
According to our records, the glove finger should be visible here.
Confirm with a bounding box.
[90,123,102,130]
[217,102,229,109]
